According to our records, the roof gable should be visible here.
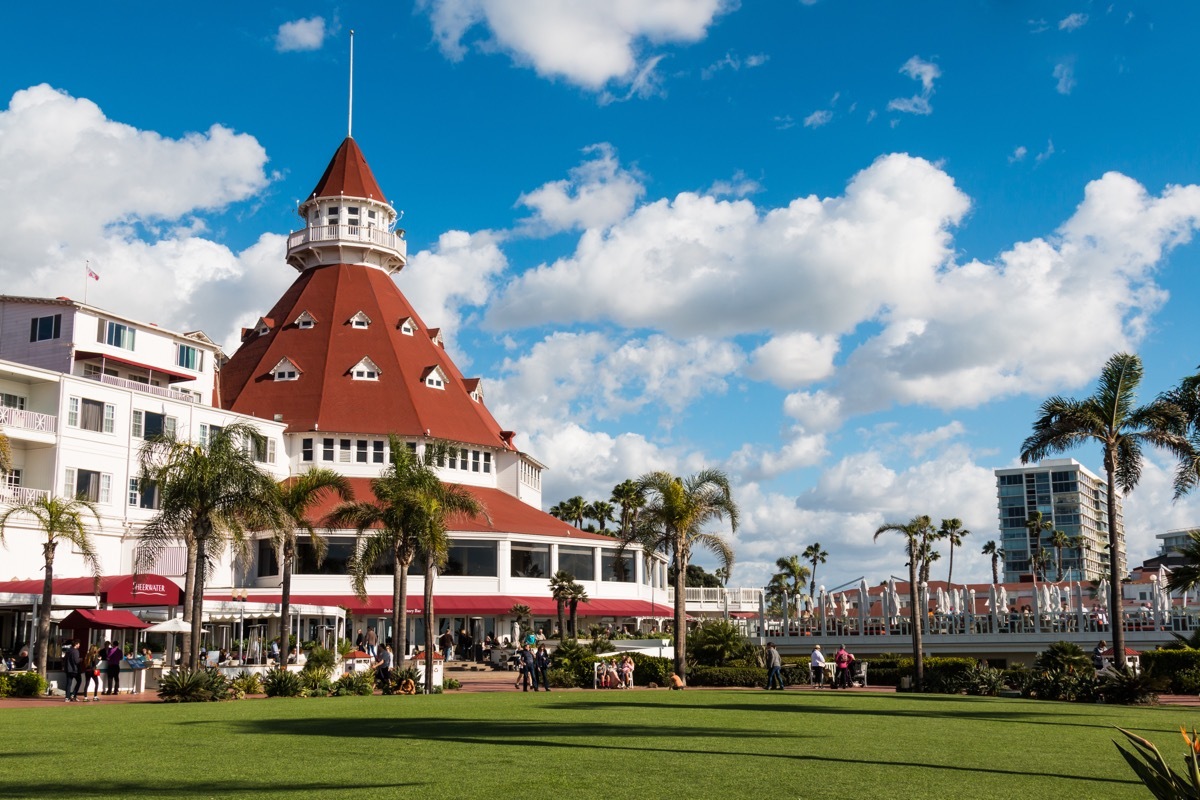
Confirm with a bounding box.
[308,137,387,204]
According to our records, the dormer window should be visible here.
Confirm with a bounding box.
[398,317,416,336]
[294,311,317,330]
[255,317,274,337]
[350,356,381,381]
[464,378,483,403]
[422,366,447,390]
[428,328,444,348]
[272,358,300,381]
[349,311,371,329]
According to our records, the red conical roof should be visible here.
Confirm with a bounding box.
[307,137,387,203]
[220,263,508,447]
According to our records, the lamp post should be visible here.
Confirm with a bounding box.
[231,588,247,663]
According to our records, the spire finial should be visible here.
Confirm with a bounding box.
[348,29,355,138]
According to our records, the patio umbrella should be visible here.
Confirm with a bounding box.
[997,586,1009,616]
[143,618,196,633]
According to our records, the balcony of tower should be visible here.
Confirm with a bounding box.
[286,222,408,273]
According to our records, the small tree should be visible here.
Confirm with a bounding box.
[981,540,1004,585]
[875,515,933,690]
[549,570,575,637]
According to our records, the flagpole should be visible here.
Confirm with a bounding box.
[83,260,89,305]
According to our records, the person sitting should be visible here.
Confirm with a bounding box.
[619,654,635,688]
[399,677,417,695]
[606,660,621,689]
[669,673,685,690]
[13,649,29,670]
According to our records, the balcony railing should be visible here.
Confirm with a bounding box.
[0,406,57,433]
[668,587,763,609]
[86,373,201,404]
[287,224,406,253]
[0,485,50,505]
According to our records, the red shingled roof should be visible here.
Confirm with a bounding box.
[220,263,508,444]
[304,478,612,542]
[308,137,386,203]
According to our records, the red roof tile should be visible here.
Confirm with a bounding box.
[308,137,386,203]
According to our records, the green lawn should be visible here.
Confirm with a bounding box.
[0,690,1190,799]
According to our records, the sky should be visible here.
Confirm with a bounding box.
[3,1,1200,593]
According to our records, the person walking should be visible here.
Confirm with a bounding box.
[518,644,536,692]
[1093,640,1107,671]
[764,642,784,690]
[372,643,393,694]
[355,629,365,651]
[365,627,378,658]
[534,644,551,691]
[833,644,855,689]
[810,644,826,688]
[105,642,124,695]
[439,629,455,662]
[82,644,102,700]
[62,640,82,702]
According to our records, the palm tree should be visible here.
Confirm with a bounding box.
[565,580,588,637]
[802,542,828,599]
[937,519,969,587]
[413,477,484,693]
[1031,547,1053,582]
[610,479,644,536]
[0,430,12,475]
[624,469,739,684]
[918,540,940,584]
[981,540,1004,584]
[270,468,351,664]
[137,423,280,668]
[875,515,933,690]
[585,500,616,534]
[549,570,575,637]
[1047,529,1072,582]
[1024,511,1053,579]
[560,496,587,529]
[0,495,101,675]
[328,436,440,669]
[548,502,567,520]
[770,555,811,608]
[1166,530,1200,596]
[1162,365,1200,495]
[1021,352,1195,667]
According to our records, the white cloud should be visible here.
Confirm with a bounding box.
[276,17,327,52]
[708,171,761,198]
[421,0,730,91]
[774,115,796,130]
[1009,145,1028,163]
[1035,139,1056,163]
[516,143,645,234]
[804,109,833,128]
[746,332,839,388]
[783,390,842,433]
[1059,13,1089,31]
[888,56,941,116]
[701,51,769,79]
[1054,61,1076,94]
[0,84,279,351]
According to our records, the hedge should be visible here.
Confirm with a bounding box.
[629,653,673,686]
[1141,649,1200,693]
[688,666,766,687]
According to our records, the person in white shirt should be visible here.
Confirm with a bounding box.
[810,644,827,687]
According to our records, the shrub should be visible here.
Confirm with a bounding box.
[1142,649,1200,693]
[1114,725,1200,798]
[629,653,672,687]
[1176,667,1200,695]
[962,663,1007,697]
[229,670,263,697]
[546,668,577,689]
[303,646,336,678]
[0,673,12,698]
[299,670,333,697]
[1099,665,1162,705]
[263,667,304,698]
[923,657,978,693]
[688,620,755,667]
[1026,668,1098,703]
[332,671,375,696]
[158,668,228,702]
[688,666,766,687]
[10,671,46,697]
[442,677,462,691]
[551,639,599,687]
[1034,641,1094,675]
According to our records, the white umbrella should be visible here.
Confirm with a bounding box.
[998,586,1009,616]
[143,617,197,633]
[838,592,850,617]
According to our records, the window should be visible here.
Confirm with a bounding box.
[249,436,276,464]
[132,411,174,440]
[471,450,481,472]
[128,478,159,510]
[323,438,334,461]
[97,319,136,350]
[373,441,384,464]
[302,438,314,462]
[558,547,595,581]
[442,540,498,577]
[273,359,300,381]
[511,542,549,578]
[176,344,203,371]
[356,440,368,463]
[424,367,446,389]
[346,206,360,229]
[65,468,110,503]
[399,317,415,336]
[339,439,351,463]
[257,539,279,578]
[999,474,1023,486]
[29,314,61,342]
[0,393,25,410]
[295,311,316,329]
[199,424,223,448]
[350,357,380,380]
[448,449,457,469]
[483,452,492,474]
[70,397,114,433]
[326,206,340,225]
[602,551,635,582]
[350,312,371,329]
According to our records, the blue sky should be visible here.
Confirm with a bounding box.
[2,1,1199,592]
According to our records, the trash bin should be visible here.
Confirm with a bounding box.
[899,676,912,690]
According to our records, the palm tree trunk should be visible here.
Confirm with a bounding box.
[423,564,435,694]
[991,555,999,586]
[556,600,565,640]
[568,600,578,637]
[672,542,687,684]
[181,537,197,668]
[279,540,293,669]
[394,556,410,668]
[36,539,56,676]
[909,552,924,691]
[189,528,210,670]
[947,544,955,587]
[1104,444,1126,667]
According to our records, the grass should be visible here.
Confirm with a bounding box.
[0,689,1189,799]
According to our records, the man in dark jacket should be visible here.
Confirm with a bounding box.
[764,642,784,690]
[63,640,82,702]
[105,643,124,695]
[518,644,536,692]
[534,644,551,691]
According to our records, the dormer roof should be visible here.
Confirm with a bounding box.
[308,137,387,204]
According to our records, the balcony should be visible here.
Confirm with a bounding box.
[286,224,408,273]
[0,484,50,506]
[0,406,57,434]
[85,373,200,404]
[668,586,763,613]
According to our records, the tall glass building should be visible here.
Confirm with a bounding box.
[994,459,1123,583]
